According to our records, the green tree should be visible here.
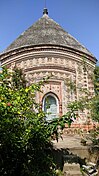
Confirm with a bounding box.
[0,67,54,175]
[91,66,99,122]
[94,65,99,95]
[0,67,75,176]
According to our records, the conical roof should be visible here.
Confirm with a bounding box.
[5,10,93,56]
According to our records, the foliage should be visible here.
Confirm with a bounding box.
[0,67,76,175]
[90,95,99,122]
[0,67,54,175]
[0,62,98,175]
[67,64,99,123]
[91,66,99,122]
[94,65,99,95]
[88,127,99,145]
[64,62,99,146]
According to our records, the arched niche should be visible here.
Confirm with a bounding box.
[42,93,59,121]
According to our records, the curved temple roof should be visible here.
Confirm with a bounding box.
[5,10,93,57]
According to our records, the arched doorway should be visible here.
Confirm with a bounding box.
[43,93,59,121]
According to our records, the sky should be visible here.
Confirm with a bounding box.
[0,0,99,63]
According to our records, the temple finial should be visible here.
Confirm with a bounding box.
[43,0,48,15]
[43,8,48,15]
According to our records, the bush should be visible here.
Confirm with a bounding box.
[0,67,56,175]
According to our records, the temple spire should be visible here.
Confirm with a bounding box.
[43,0,48,15]
[43,8,48,15]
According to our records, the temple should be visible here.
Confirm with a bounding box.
[0,8,97,129]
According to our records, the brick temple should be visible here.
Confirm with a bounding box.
[0,8,97,130]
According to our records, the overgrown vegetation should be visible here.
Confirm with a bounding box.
[0,64,98,175]
[91,66,99,122]
[0,67,78,176]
